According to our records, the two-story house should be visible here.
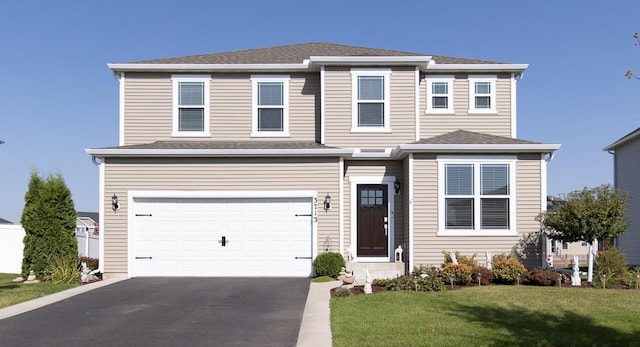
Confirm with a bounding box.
[86,42,560,279]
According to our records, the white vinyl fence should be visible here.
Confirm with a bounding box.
[0,224,99,274]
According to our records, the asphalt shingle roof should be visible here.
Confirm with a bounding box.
[102,141,337,150]
[127,42,504,65]
[414,130,542,145]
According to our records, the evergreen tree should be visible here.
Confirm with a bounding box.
[21,170,78,279]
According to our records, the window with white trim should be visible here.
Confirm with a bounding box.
[172,75,210,136]
[351,69,391,131]
[251,75,289,136]
[438,157,515,235]
[426,76,454,113]
[468,75,497,113]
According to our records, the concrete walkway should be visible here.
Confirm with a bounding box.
[1,278,341,346]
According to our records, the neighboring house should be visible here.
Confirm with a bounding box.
[0,217,14,224]
[86,42,560,279]
[545,196,589,267]
[604,127,640,266]
[76,211,100,259]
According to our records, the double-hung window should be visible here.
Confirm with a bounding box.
[426,75,454,113]
[351,68,391,131]
[172,75,210,136]
[438,156,515,235]
[468,75,497,113]
[251,75,289,137]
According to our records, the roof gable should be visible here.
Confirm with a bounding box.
[603,126,640,151]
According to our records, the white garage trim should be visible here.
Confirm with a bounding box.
[127,190,318,278]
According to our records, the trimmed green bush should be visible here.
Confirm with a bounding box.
[312,252,346,277]
[492,254,527,284]
[471,265,494,285]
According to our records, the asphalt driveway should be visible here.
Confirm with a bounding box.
[0,278,310,347]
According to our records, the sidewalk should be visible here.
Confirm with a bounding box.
[297,280,342,347]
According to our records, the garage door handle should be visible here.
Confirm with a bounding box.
[295,256,312,259]
[135,256,152,260]
[295,214,312,217]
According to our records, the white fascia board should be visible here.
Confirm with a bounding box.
[309,56,431,68]
[107,63,310,72]
[397,143,561,154]
[351,148,394,159]
[85,148,354,157]
[603,128,640,151]
[426,63,529,73]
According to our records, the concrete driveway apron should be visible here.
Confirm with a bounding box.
[0,278,310,347]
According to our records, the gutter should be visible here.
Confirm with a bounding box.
[397,143,561,154]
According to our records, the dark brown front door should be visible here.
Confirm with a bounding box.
[357,184,388,257]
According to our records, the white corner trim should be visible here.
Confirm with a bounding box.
[118,72,125,146]
[408,153,414,270]
[98,162,105,273]
[540,155,547,213]
[339,157,344,256]
[320,66,326,145]
[511,73,517,138]
[415,67,420,141]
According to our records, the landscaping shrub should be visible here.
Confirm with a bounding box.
[595,249,628,285]
[21,170,78,279]
[442,250,477,267]
[440,263,472,285]
[471,266,494,285]
[44,256,81,285]
[492,254,527,284]
[333,287,351,297]
[372,276,415,291]
[526,268,561,286]
[625,266,640,287]
[312,252,346,277]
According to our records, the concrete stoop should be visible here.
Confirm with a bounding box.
[346,262,405,285]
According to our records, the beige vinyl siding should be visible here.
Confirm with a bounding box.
[123,73,317,144]
[420,73,512,138]
[102,157,340,275]
[342,160,404,257]
[411,154,543,268]
[211,73,318,141]
[324,67,417,148]
[615,137,640,265]
[123,73,173,145]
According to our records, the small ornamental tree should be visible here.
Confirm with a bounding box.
[537,184,629,281]
[21,170,78,279]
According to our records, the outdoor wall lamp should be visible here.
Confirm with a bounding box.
[112,194,120,212]
[394,178,401,195]
[324,193,332,212]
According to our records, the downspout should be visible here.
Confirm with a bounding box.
[91,155,105,274]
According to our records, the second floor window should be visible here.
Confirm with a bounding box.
[468,75,497,114]
[351,69,391,132]
[251,75,290,137]
[426,75,454,113]
[172,75,210,136]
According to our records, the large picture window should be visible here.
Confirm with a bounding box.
[251,75,289,137]
[351,69,391,131]
[439,157,515,235]
[172,75,210,136]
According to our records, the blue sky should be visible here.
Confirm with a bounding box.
[1,1,638,223]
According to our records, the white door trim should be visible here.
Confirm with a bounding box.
[127,190,318,278]
[348,176,395,262]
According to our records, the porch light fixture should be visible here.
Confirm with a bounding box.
[324,193,331,212]
[111,194,120,212]
[394,178,401,195]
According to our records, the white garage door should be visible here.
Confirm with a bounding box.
[132,197,313,277]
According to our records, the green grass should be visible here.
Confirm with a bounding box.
[331,286,640,347]
[0,273,78,309]
[311,276,337,283]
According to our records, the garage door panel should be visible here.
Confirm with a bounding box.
[133,196,313,277]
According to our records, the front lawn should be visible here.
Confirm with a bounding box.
[0,273,78,309]
[331,286,640,346]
